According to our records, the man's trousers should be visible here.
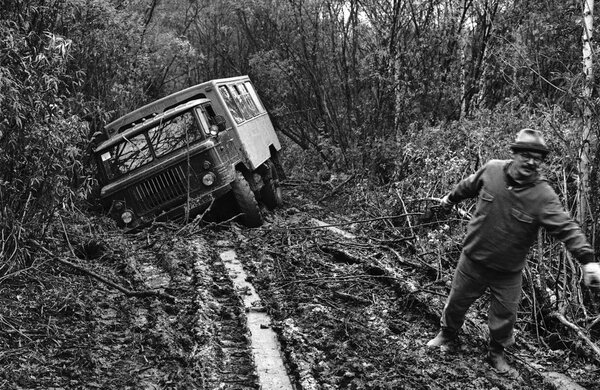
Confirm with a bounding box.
[440,253,523,347]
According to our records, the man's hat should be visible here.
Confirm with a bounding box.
[510,128,549,156]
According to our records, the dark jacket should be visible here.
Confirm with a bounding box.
[448,159,594,272]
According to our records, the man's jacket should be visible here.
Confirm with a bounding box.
[448,159,594,272]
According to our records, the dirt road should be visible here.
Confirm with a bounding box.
[1,182,599,389]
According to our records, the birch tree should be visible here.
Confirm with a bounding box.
[578,0,595,230]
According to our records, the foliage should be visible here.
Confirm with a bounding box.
[1,0,599,338]
[0,19,88,274]
[0,0,203,275]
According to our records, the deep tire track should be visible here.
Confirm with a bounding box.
[201,248,260,389]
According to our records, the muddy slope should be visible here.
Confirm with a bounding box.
[1,178,599,389]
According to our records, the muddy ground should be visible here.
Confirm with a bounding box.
[1,173,600,389]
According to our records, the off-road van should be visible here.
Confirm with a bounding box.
[93,76,283,229]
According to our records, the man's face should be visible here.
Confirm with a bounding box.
[513,151,545,178]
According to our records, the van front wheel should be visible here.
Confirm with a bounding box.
[231,171,263,227]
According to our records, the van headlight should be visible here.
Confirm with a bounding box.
[202,172,216,186]
[121,210,134,224]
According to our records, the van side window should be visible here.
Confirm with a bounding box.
[231,85,251,120]
[238,83,260,117]
[244,81,264,113]
[230,84,259,120]
[219,86,244,124]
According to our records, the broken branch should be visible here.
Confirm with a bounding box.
[549,311,600,362]
[34,242,177,302]
[279,213,422,231]
[318,174,355,202]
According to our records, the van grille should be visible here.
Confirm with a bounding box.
[133,165,190,212]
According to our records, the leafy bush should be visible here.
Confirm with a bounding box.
[0,22,89,275]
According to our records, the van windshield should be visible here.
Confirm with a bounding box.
[148,110,202,157]
[100,110,203,179]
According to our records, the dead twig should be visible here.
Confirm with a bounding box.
[396,190,416,238]
[59,215,77,258]
[588,314,600,330]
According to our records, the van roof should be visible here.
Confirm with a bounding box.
[104,75,251,136]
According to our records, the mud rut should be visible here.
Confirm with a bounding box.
[202,249,259,389]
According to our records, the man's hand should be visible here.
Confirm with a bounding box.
[582,262,600,287]
[439,194,455,208]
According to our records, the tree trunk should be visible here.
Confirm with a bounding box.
[578,0,595,229]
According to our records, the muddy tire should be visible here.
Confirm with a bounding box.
[271,151,286,180]
[261,161,283,210]
[231,171,263,227]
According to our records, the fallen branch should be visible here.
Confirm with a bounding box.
[549,311,600,362]
[332,291,372,305]
[55,257,177,302]
[422,197,472,219]
[396,190,416,238]
[318,174,355,202]
[34,242,177,302]
[277,213,422,231]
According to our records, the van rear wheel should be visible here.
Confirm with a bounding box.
[261,161,283,210]
[231,171,263,227]
[262,179,282,210]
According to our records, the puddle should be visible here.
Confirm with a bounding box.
[220,250,294,389]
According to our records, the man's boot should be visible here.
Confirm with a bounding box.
[426,330,456,348]
[487,342,519,378]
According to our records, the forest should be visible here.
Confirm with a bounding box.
[1,0,600,388]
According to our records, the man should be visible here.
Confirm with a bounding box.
[427,128,600,376]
